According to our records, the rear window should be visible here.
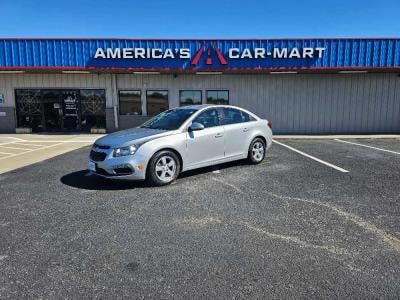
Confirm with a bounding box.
[222,108,256,125]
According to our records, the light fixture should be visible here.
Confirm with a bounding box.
[338,70,368,74]
[195,71,223,75]
[0,70,25,74]
[270,71,298,74]
[62,70,90,74]
[133,71,160,75]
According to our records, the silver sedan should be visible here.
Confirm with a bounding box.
[88,105,273,186]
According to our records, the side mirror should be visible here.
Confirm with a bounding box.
[189,122,205,131]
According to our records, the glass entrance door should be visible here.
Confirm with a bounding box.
[62,90,80,131]
[42,90,63,131]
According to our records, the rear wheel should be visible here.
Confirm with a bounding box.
[248,138,266,164]
[147,150,180,186]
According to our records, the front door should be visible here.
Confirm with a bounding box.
[62,90,80,131]
[42,90,62,131]
[186,108,225,168]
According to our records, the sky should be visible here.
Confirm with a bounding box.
[1,0,400,38]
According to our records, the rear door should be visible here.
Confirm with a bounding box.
[186,108,225,168]
[222,107,257,158]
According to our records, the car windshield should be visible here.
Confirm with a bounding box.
[140,108,198,130]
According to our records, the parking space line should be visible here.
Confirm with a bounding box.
[14,142,44,147]
[0,150,13,155]
[9,140,94,143]
[0,142,67,161]
[273,139,350,173]
[0,145,37,151]
[0,141,20,146]
[334,139,400,155]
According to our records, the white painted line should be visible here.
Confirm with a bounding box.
[0,150,13,155]
[0,142,68,160]
[0,141,18,146]
[0,137,25,142]
[334,139,400,155]
[273,139,350,173]
[0,145,35,151]
[14,142,44,147]
[6,140,93,143]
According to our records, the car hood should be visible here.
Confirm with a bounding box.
[95,127,175,148]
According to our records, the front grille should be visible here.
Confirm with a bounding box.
[93,143,111,150]
[90,150,107,162]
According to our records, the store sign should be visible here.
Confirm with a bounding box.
[94,48,191,59]
[94,47,325,60]
[91,41,326,70]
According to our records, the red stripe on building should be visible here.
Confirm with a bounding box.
[191,45,205,66]
[214,43,228,65]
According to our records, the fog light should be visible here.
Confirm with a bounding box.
[112,164,134,175]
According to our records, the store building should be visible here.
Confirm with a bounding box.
[0,38,399,134]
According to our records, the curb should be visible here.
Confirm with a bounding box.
[273,135,400,140]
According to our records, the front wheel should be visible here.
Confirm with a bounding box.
[248,138,266,164]
[147,150,180,186]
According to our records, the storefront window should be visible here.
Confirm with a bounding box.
[146,90,169,116]
[206,90,229,105]
[80,89,106,130]
[179,90,202,106]
[15,89,43,131]
[119,90,142,115]
[15,89,106,132]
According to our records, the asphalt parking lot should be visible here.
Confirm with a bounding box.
[0,138,399,298]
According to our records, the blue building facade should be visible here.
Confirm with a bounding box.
[0,38,400,71]
[0,38,399,134]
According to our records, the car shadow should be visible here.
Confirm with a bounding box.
[60,170,148,190]
[60,159,251,191]
[179,159,249,179]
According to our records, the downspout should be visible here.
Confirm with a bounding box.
[111,73,119,130]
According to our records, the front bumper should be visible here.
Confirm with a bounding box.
[88,149,148,181]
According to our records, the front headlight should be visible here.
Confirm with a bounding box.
[113,145,137,157]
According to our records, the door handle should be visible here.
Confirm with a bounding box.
[214,133,224,138]
[243,128,249,132]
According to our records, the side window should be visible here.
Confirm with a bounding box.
[222,108,256,125]
[193,109,220,128]
[242,111,256,122]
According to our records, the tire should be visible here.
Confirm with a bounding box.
[147,150,181,186]
[248,138,266,164]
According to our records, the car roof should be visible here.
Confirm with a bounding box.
[177,104,210,110]
[177,104,249,111]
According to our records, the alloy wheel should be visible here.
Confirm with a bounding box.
[252,141,265,161]
[155,155,177,183]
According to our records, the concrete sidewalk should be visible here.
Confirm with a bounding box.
[0,134,104,174]
[274,134,400,139]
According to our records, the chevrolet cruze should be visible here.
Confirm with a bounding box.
[88,105,272,186]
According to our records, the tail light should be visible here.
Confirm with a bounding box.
[267,121,272,129]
